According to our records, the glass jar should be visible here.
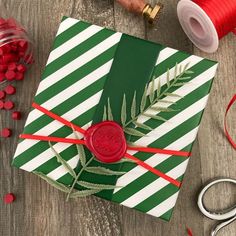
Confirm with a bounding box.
[0,17,33,84]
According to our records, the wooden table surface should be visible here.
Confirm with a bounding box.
[0,0,235,235]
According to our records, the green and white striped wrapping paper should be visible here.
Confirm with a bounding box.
[12,17,218,221]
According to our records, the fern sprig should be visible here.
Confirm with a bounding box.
[123,63,192,129]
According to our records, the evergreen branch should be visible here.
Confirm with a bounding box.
[85,166,126,175]
[72,127,86,167]
[102,106,107,121]
[121,94,127,125]
[69,189,101,198]
[78,181,120,190]
[33,171,70,193]
[107,98,113,120]
[49,141,77,179]
[124,63,191,128]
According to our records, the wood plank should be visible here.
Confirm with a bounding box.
[0,0,235,235]
[195,33,236,236]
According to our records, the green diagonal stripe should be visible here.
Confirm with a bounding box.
[53,20,91,50]
[42,29,115,79]
[134,175,184,212]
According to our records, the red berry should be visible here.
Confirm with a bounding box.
[8,62,17,71]
[4,100,14,110]
[5,70,16,80]
[12,111,21,120]
[0,90,6,99]
[5,85,16,95]
[15,72,24,80]
[17,64,26,73]
[4,193,15,204]
[1,128,12,138]
[0,100,4,109]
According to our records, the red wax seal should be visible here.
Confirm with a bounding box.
[84,121,127,163]
[4,193,16,204]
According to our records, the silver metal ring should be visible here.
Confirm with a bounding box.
[197,178,236,221]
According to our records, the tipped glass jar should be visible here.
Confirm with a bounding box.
[0,17,33,84]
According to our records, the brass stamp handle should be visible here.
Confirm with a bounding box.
[116,0,163,24]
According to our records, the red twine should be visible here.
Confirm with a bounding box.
[193,0,236,39]
[20,103,192,188]
[224,94,236,149]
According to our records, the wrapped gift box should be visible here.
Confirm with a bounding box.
[12,16,218,221]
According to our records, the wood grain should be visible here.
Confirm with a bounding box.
[0,0,235,235]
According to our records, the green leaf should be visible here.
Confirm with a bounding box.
[131,91,136,119]
[69,189,101,198]
[179,64,183,74]
[102,106,107,121]
[150,106,176,112]
[160,99,176,104]
[93,157,135,164]
[144,114,167,122]
[166,69,170,87]
[185,70,194,74]
[174,63,178,80]
[107,98,113,120]
[140,85,148,112]
[72,129,86,167]
[124,127,145,137]
[78,181,119,190]
[33,171,70,193]
[114,158,136,164]
[133,121,152,130]
[121,94,127,126]
[49,142,77,178]
[156,79,161,97]
[149,77,155,103]
[183,62,190,71]
[85,166,126,175]
[163,92,181,97]
[173,82,188,87]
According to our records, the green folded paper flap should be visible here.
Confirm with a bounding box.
[12,16,218,221]
[79,33,163,200]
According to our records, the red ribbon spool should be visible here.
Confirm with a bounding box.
[177,0,236,53]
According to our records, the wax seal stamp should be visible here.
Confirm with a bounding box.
[84,121,127,163]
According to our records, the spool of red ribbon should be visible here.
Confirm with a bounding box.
[177,0,236,53]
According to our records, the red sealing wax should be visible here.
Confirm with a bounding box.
[15,72,24,80]
[84,121,127,163]
[1,128,12,137]
[4,100,14,110]
[5,85,16,95]
[17,64,26,73]
[0,64,8,72]
[4,193,16,204]
[8,62,17,71]
[0,90,6,99]
[0,100,4,109]
[12,111,21,120]
[0,72,5,82]
[5,70,16,80]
